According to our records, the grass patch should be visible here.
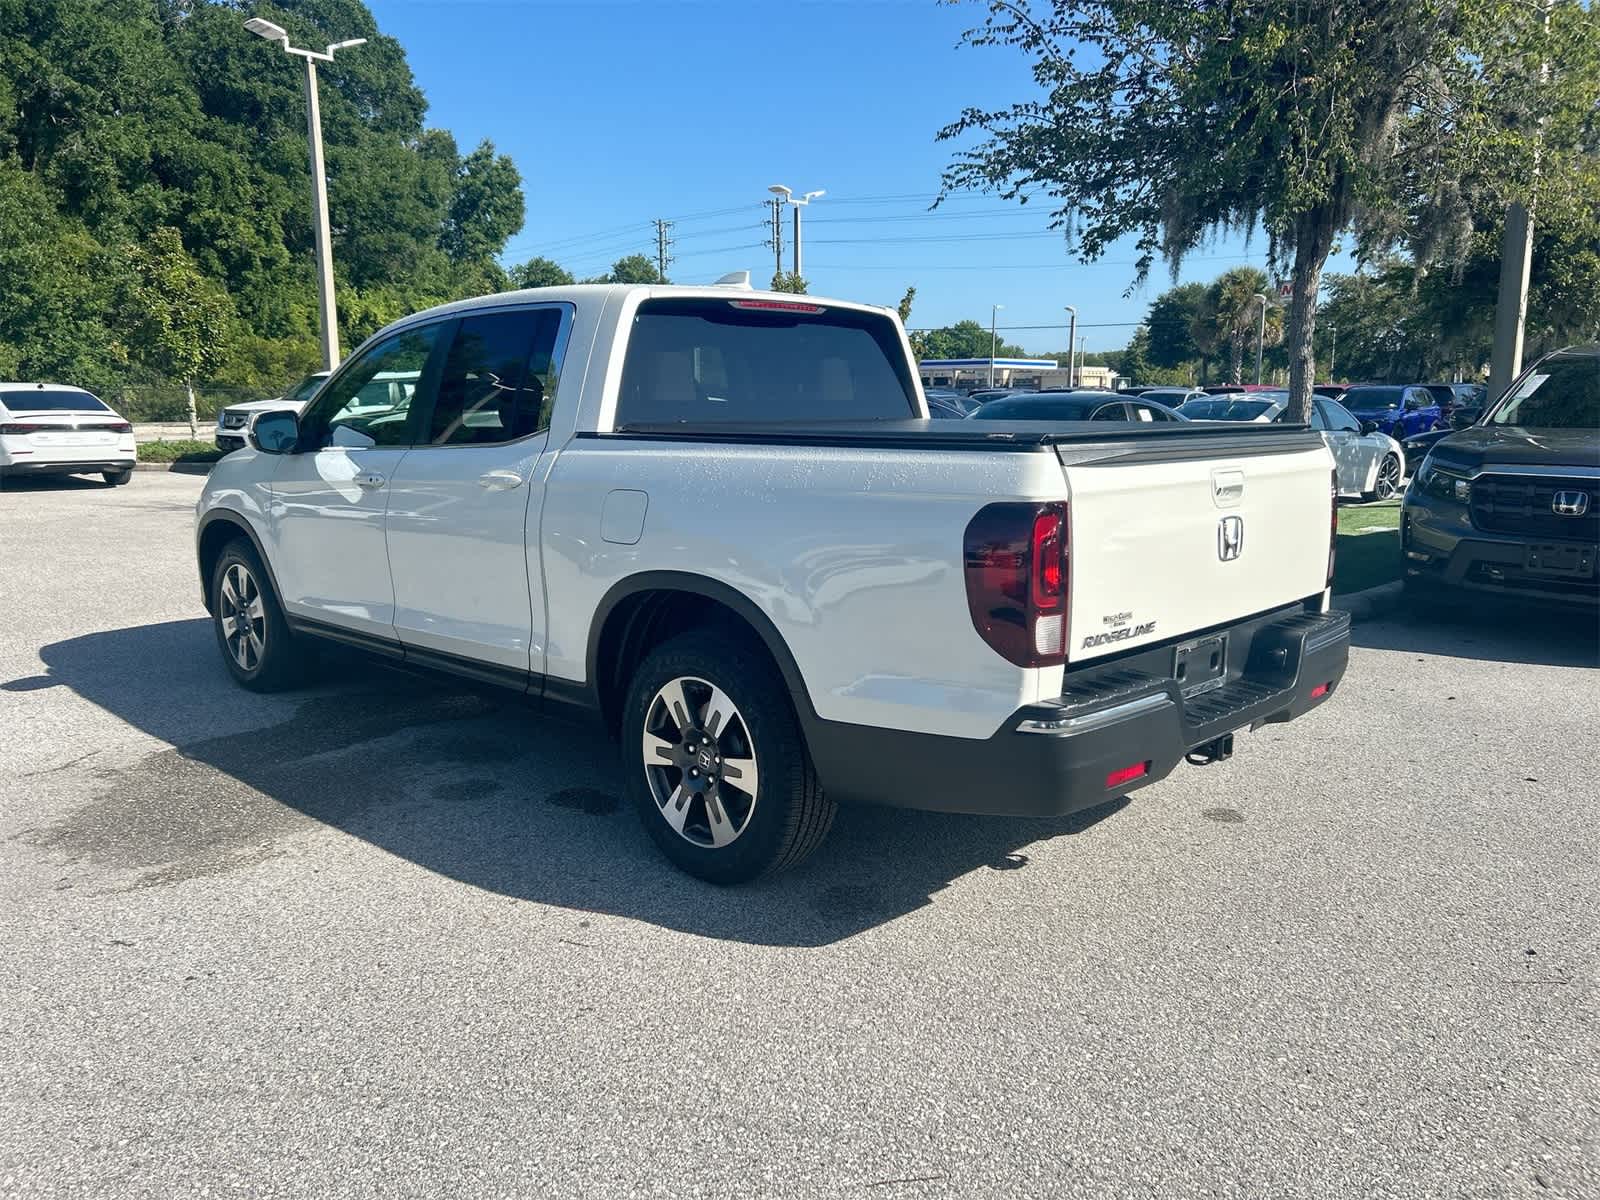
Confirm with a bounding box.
[139,439,224,464]
[1334,498,1402,593]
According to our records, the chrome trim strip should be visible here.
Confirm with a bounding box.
[1470,464,1600,481]
[1017,691,1174,736]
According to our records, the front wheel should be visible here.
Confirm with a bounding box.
[210,539,309,692]
[622,629,834,884]
[1371,453,1402,501]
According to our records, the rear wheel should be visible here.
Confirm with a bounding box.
[103,468,133,486]
[210,539,309,691]
[623,629,834,884]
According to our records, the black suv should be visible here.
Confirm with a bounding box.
[1402,347,1599,607]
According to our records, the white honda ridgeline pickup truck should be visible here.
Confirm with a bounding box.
[196,282,1349,882]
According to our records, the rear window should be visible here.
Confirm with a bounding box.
[1,389,109,413]
[1342,386,1404,409]
[1181,399,1271,421]
[970,397,1099,420]
[615,299,917,427]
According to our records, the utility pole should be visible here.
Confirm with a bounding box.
[1063,306,1078,388]
[1328,324,1337,381]
[768,198,784,282]
[1076,335,1086,384]
[767,185,823,283]
[244,19,365,371]
[989,304,1004,387]
[1489,1,1551,399]
[653,218,674,283]
[1254,293,1269,385]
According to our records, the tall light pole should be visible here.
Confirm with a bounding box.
[989,304,1005,387]
[245,18,366,370]
[1063,305,1078,388]
[768,184,825,279]
[1253,292,1269,385]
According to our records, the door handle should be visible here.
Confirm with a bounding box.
[355,472,386,490]
[478,469,526,491]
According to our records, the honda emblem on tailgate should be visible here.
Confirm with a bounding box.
[1552,490,1590,516]
[1218,515,1244,561]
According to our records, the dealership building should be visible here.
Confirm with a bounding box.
[917,357,1121,392]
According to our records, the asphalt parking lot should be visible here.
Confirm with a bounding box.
[2,471,1597,1199]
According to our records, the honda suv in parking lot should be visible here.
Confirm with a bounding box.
[1402,346,1599,608]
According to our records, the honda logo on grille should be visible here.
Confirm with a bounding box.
[1552,490,1590,516]
[1217,515,1244,561]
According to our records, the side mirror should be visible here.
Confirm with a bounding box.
[1360,420,1379,435]
[1404,396,1423,411]
[1452,410,1476,430]
[250,410,300,454]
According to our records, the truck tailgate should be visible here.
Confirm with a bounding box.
[1059,438,1332,663]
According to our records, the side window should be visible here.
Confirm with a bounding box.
[1308,400,1330,431]
[427,308,564,446]
[1090,402,1129,421]
[302,325,441,449]
[1322,400,1361,433]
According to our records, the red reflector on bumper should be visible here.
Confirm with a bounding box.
[1310,682,1331,699]
[1105,761,1149,789]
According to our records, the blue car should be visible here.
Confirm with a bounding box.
[1339,383,1443,439]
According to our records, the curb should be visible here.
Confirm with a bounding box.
[135,461,215,475]
[1332,580,1403,623]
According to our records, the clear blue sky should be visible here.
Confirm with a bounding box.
[368,0,1352,356]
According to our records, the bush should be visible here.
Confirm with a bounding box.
[138,440,224,464]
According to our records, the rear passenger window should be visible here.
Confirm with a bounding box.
[615,298,918,427]
[1090,403,1128,421]
[428,308,565,446]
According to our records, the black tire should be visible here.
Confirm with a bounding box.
[622,628,834,884]
[210,538,309,692]
[103,468,133,486]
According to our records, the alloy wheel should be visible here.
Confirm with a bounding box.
[1376,455,1401,500]
[219,562,266,672]
[642,675,760,849]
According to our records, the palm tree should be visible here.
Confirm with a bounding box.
[1197,268,1285,384]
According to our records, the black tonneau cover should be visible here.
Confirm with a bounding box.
[599,418,1323,459]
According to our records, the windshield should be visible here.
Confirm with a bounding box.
[0,388,110,413]
[969,397,1099,420]
[286,374,327,403]
[616,299,917,425]
[1181,399,1271,421]
[1342,386,1404,409]
[1489,354,1600,429]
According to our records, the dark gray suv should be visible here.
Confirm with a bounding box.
[1401,346,1599,608]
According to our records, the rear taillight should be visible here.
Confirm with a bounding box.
[1326,468,1338,587]
[108,421,133,434]
[0,423,35,436]
[963,501,1070,667]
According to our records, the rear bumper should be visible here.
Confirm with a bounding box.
[2,458,136,475]
[806,605,1350,816]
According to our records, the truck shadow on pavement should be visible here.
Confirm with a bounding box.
[29,619,1127,947]
[1350,604,1599,668]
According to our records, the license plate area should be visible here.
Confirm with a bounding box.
[1174,633,1229,698]
[1526,543,1595,578]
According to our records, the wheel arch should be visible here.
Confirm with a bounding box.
[196,509,280,614]
[584,572,816,737]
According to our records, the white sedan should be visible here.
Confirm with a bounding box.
[0,384,137,486]
[1181,392,1405,500]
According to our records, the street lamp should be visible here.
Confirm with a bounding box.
[1253,292,1269,385]
[768,184,825,278]
[245,18,367,370]
[989,304,1005,387]
[1063,305,1078,388]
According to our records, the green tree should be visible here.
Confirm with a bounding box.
[921,319,1026,360]
[1145,283,1207,373]
[937,0,1550,422]
[120,227,236,435]
[442,139,525,263]
[508,256,575,289]
[770,271,809,293]
[609,254,665,284]
[1195,268,1284,385]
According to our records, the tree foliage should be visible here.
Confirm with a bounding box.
[919,319,1027,361]
[0,0,526,395]
[508,256,576,289]
[607,254,666,284]
[938,0,1575,420]
[770,270,809,293]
